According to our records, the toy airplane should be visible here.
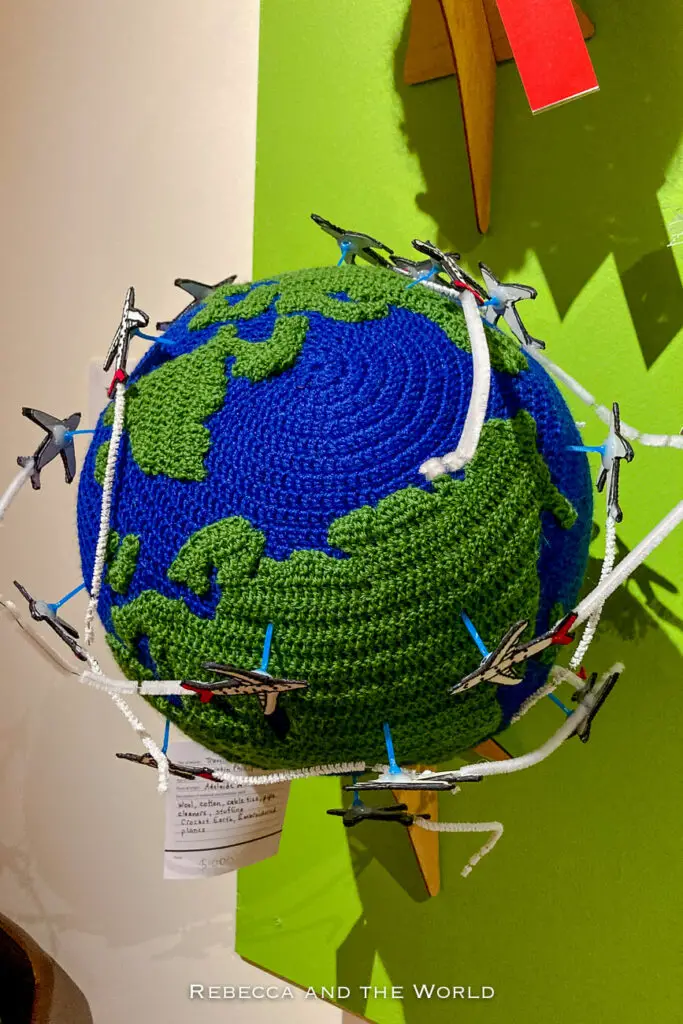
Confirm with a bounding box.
[451,613,578,694]
[597,402,634,523]
[392,250,462,285]
[411,239,484,299]
[181,664,307,741]
[478,263,544,350]
[156,275,238,332]
[570,669,621,743]
[311,213,394,268]
[17,408,81,489]
[345,775,482,793]
[13,580,87,661]
[326,802,431,828]
[116,751,220,782]
[103,287,149,391]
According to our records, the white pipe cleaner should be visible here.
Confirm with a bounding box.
[413,817,504,877]
[569,512,618,670]
[527,349,683,450]
[420,289,491,479]
[0,459,35,524]
[109,691,169,793]
[574,501,683,627]
[84,379,127,645]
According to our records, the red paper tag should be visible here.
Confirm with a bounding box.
[494,0,598,112]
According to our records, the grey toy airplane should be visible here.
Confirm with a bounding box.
[13,580,87,661]
[103,287,149,388]
[327,802,431,828]
[411,239,484,298]
[596,402,634,523]
[478,263,544,350]
[17,407,81,489]
[156,276,238,332]
[391,250,462,284]
[311,213,394,268]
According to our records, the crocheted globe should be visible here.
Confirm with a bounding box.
[77,264,592,769]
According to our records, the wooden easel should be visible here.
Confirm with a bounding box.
[404,0,595,232]
[392,737,512,897]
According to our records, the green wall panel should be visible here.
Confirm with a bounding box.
[237,2,683,1020]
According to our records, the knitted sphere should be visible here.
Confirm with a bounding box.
[77,265,593,769]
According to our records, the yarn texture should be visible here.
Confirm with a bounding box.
[77,265,592,769]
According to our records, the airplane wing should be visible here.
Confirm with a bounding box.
[48,620,88,661]
[359,246,392,268]
[501,282,537,303]
[103,326,122,371]
[202,663,307,689]
[60,443,77,484]
[391,255,423,273]
[22,407,60,431]
[64,412,82,431]
[175,278,212,301]
[53,613,79,638]
[311,213,345,240]
[346,777,467,792]
[478,263,498,296]
[503,304,532,346]
[13,580,32,605]
[412,238,442,262]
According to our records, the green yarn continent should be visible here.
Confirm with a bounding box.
[190,264,526,375]
[105,531,140,595]
[105,411,576,769]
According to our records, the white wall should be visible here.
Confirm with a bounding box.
[0,3,340,1021]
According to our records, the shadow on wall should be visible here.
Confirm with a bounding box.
[334,555,683,1021]
[394,0,683,367]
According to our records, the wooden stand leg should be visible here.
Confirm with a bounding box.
[392,774,441,897]
[403,0,595,232]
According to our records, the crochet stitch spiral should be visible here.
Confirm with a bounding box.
[77,264,593,769]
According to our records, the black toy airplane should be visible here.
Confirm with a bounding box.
[478,263,544,350]
[411,239,484,299]
[311,213,394,268]
[571,669,621,743]
[451,613,578,694]
[156,276,238,332]
[116,752,221,782]
[17,407,81,489]
[103,286,149,392]
[326,802,431,828]
[597,402,634,523]
[13,580,87,661]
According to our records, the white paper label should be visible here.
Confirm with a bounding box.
[163,740,289,880]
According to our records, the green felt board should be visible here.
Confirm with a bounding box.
[236,1,683,1020]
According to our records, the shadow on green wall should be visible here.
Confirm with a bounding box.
[393,0,683,367]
